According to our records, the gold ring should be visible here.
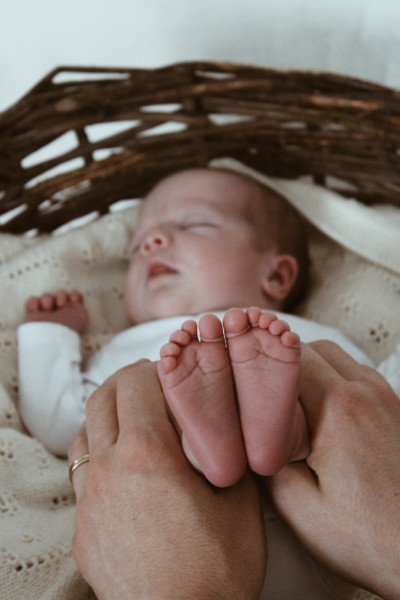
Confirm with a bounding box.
[69,453,90,484]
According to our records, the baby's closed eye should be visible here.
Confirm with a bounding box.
[180,217,219,230]
[183,222,217,230]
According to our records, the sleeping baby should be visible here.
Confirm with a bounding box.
[18,166,396,599]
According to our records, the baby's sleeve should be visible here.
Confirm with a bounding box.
[18,322,91,456]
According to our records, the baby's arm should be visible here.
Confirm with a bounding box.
[18,292,93,455]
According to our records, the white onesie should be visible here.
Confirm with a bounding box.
[18,310,381,456]
[17,310,399,600]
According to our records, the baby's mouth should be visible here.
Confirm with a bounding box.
[147,261,178,280]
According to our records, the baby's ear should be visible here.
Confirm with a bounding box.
[261,254,299,301]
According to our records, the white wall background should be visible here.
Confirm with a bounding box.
[2,0,400,111]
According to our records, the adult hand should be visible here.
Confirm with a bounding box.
[68,360,267,600]
[269,341,400,600]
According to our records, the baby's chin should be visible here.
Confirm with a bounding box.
[128,301,223,325]
[128,306,193,325]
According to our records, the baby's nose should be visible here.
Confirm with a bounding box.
[141,228,172,254]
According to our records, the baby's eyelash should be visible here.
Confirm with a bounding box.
[181,222,217,229]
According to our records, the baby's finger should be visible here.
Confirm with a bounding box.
[40,293,55,311]
[55,289,69,307]
[70,290,84,304]
[25,296,40,312]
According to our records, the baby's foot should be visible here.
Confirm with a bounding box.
[223,307,306,476]
[24,289,89,335]
[157,314,246,487]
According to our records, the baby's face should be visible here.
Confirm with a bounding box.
[125,168,275,323]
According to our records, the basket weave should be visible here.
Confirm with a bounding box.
[1,61,400,234]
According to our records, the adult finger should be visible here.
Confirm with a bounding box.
[308,339,376,382]
[85,370,120,454]
[297,342,344,432]
[68,422,89,501]
[267,462,339,575]
[85,360,159,454]
[269,461,319,519]
[116,361,169,440]
[114,361,192,476]
[299,341,382,436]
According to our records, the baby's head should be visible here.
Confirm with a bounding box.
[125,167,309,323]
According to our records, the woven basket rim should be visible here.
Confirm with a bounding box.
[1,60,399,234]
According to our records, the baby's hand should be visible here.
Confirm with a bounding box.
[24,289,89,334]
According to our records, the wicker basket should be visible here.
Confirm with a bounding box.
[1,61,400,234]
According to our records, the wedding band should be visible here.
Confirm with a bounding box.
[69,453,90,484]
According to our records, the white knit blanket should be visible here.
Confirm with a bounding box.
[1,164,399,599]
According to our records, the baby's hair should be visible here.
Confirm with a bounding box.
[243,177,311,311]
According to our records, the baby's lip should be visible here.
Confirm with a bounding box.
[146,260,178,280]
